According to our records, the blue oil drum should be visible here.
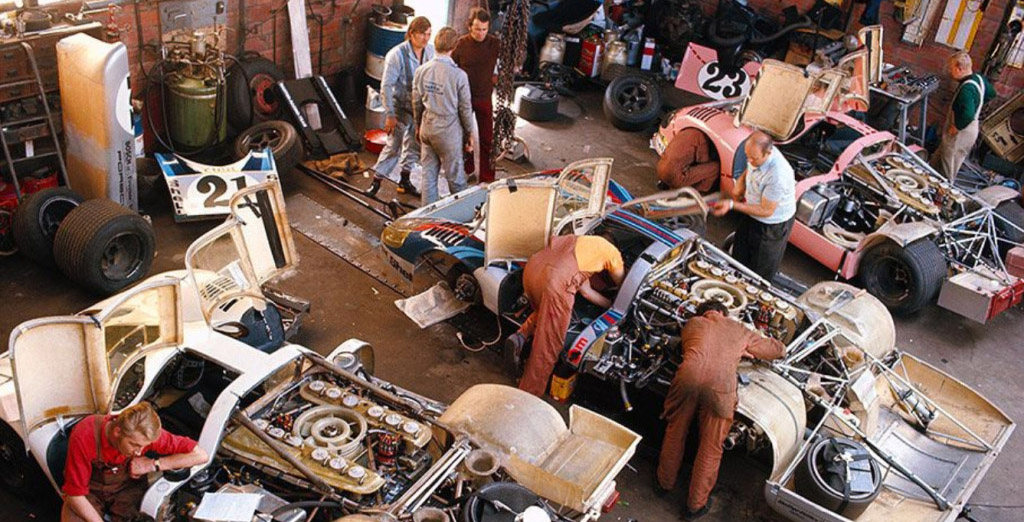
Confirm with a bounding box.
[365,20,407,80]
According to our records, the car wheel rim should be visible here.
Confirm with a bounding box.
[246,128,283,152]
[101,232,146,282]
[618,84,649,113]
[249,74,280,116]
[38,197,79,239]
[873,256,912,302]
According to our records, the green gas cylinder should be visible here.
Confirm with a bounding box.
[166,73,227,151]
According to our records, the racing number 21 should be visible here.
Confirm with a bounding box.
[197,175,248,208]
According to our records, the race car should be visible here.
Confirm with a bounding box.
[381,160,1014,522]
[653,48,1024,320]
[0,182,641,522]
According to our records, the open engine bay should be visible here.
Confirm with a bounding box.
[149,348,636,522]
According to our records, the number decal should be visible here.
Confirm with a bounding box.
[197,175,250,208]
[197,176,229,208]
[698,62,750,100]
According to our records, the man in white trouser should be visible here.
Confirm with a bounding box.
[931,51,994,183]
[412,27,475,206]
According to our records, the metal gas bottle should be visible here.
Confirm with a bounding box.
[539,33,566,64]
[166,72,227,151]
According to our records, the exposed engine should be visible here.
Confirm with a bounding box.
[161,358,533,522]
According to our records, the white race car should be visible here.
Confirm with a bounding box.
[0,183,640,522]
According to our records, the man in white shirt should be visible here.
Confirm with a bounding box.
[711,131,796,280]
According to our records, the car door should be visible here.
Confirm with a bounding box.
[186,181,298,321]
[553,158,613,234]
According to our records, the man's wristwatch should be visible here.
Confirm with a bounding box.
[153,458,162,472]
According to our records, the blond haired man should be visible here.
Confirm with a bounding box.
[61,402,208,522]
[412,26,475,205]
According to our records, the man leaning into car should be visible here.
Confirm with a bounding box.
[61,402,208,522]
[657,300,784,520]
[711,130,796,281]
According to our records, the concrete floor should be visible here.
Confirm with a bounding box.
[1,90,1021,522]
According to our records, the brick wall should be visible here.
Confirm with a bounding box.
[691,0,1024,126]
[108,0,379,97]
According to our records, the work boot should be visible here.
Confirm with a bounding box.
[681,498,711,521]
[365,177,382,197]
[503,333,527,374]
[396,170,420,197]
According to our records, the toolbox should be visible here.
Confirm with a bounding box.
[1007,246,1024,279]
[938,271,1024,323]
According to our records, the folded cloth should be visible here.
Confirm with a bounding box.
[395,282,471,328]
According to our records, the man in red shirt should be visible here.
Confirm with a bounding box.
[452,7,501,183]
[61,402,208,522]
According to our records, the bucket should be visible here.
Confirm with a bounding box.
[365,86,386,130]
[550,371,577,402]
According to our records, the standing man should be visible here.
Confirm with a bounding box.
[413,26,476,206]
[657,301,784,520]
[453,7,501,183]
[711,131,796,281]
[61,402,208,522]
[367,16,434,198]
[506,234,625,396]
[931,51,994,183]
[656,128,721,192]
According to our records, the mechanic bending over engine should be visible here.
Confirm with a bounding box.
[711,130,796,281]
[367,16,435,198]
[506,234,625,396]
[930,51,994,183]
[413,26,475,206]
[61,402,208,522]
[656,128,721,192]
[656,300,785,521]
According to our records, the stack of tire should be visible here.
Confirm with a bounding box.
[226,53,304,175]
[11,187,156,295]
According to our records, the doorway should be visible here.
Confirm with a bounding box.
[403,0,452,32]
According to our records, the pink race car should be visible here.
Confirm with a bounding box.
[654,44,1024,321]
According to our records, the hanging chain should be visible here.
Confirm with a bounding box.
[493,0,530,162]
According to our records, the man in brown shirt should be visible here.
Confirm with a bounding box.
[657,300,785,520]
[656,128,720,192]
[452,7,501,183]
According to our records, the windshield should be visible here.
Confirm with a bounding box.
[188,228,261,319]
[103,284,179,377]
[554,159,612,221]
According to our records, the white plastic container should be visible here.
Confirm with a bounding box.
[57,33,137,210]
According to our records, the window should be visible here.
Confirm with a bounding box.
[404,0,451,32]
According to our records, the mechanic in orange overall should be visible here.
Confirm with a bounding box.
[656,300,785,520]
[61,402,208,522]
[656,128,720,192]
[506,234,625,396]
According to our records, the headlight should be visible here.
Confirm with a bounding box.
[381,226,412,249]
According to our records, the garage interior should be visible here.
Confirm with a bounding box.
[0,1,1022,522]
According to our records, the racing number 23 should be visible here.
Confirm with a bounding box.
[700,63,747,99]
[197,175,248,208]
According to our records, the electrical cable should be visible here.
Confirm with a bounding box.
[456,310,504,353]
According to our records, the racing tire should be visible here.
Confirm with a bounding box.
[226,54,285,132]
[794,437,882,519]
[859,239,946,315]
[232,120,305,175]
[514,85,559,122]
[53,199,156,295]
[994,200,1024,256]
[603,74,662,132]
[12,187,84,268]
[0,422,51,500]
